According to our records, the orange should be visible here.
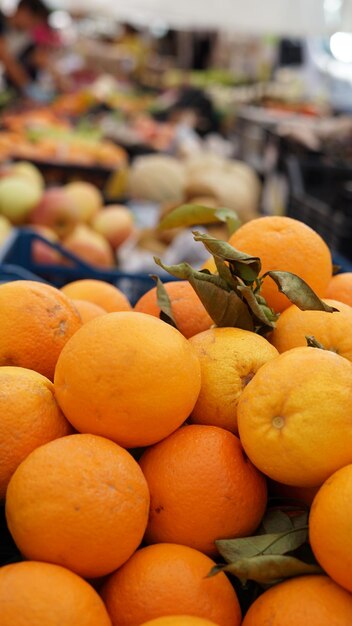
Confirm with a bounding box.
[326,272,352,306]
[237,347,352,487]
[0,560,112,626]
[140,425,267,555]
[141,618,219,626]
[201,257,216,273]
[242,575,352,625]
[61,278,131,312]
[270,299,352,362]
[134,281,213,339]
[310,464,352,592]
[0,280,81,379]
[228,216,332,312]
[189,328,278,433]
[0,366,72,500]
[72,298,107,323]
[101,543,241,626]
[6,433,150,578]
[54,312,201,448]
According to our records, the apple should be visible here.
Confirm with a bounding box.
[63,225,115,268]
[11,161,45,192]
[64,181,103,223]
[92,205,134,250]
[0,215,12,246]
[29,187,80,238]
[28,225,62,265]
[0,176,43,224]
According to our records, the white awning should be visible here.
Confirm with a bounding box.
[3,0,352,36]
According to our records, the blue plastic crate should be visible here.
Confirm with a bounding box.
[1,228,351,299]
[0,229,164,304]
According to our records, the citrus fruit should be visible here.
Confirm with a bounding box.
[237,347,352,487]
[228,216,332,312]
[242,575,352,625]
[270,299,352,362]
[201,257,216,273]
[72,299,107,324]
[326,272,352,306]
[189,328,278,433]
[140,618,219,626]
[54,312,201,448]
[140,425,267,555]
[134,281,213,339]
[101,543,241,626]
[0,280,81,379]
[6,433,150,578]
[310,464,352,592]
[0,560,112,626]
[61,279,131,312]
[0,366,72,500]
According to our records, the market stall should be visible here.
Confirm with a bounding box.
[1,2,352,625]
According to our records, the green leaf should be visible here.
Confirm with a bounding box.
[151,275,177,329]
[292,512,309,529]
[237,283,278,331]
[261,510,296,534]
[158,204,234,230]
[264,271,338,312]
[214,208,241,235]
[261,509,309,534]
[154,258,227,289]
[192,231,261,283]
[306,335,327,350]
[154,257,254,330]
[209,555,322,585]
[214,257,239,290]
[216,527,308,563]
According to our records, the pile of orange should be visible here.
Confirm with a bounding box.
[1,215,352,625]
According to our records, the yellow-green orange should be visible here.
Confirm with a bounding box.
[238,347,352,487]
[189,328,278,433]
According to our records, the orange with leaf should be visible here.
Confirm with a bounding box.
[271,299,352,362]
[155,224,336,339]
[134,280,213,339]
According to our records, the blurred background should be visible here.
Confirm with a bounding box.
[0,0,352,295]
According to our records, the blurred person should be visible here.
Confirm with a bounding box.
[0,0,61,101]
[115,23,151,79]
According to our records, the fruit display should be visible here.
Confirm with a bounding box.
[0,161,135,268]
[127,153,262,223]
[0,110,128,169]
[1,196,352,626]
